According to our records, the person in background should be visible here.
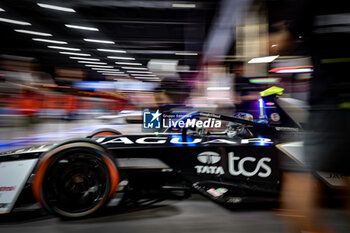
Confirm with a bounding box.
[231,62,260,118]
[271,0,350,232]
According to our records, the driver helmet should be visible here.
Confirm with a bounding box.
[233,112,254,121]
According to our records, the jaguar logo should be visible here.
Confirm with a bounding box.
[197,151,221,164]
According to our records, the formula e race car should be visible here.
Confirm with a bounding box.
[0,87,343,218]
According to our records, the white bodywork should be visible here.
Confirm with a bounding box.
[0,159,38,213]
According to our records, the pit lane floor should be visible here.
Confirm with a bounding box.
[0,195,349,233]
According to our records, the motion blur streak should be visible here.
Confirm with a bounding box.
[0,0,349,232]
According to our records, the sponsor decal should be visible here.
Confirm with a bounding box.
[228,152,271,178]
[102,136,271,145]
[195,165,225,175]
[207,188,219,197]
[270,113,280,122]
[170,136,202,145]
[195,151,224,175]
[326,173,345,179]
[216,188,228,195]
[199,112,222,118]
[206,188,228,197]
[0,186,16,192]
[197,151,221,164]
[317,172,346,187]
[202,139,237,144]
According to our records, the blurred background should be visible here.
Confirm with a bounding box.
[0,0,311,148]
[2,1,350,233]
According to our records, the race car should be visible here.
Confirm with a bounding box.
[0,87,343,218]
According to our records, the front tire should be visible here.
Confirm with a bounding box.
[32,140,119,218]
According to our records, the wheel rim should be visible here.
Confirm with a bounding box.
[42,149,110,216]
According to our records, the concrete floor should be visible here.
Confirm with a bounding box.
[0,195,284,233]
[1,195,350,233]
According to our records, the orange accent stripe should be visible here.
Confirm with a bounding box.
[101,156,119,198]
[32,155,54,207]
[94,132,117,136]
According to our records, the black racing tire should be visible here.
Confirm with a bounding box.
[32,139,119,218]
[86,128,122,138]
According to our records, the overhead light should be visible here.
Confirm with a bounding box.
[134,76,160,80]
[102,73,129,76]
[70,57,100,61]
[207,87,231,91]
[33,38,67,44]
[248,55,279,63]
[37,3,76,13]
[95,70,121,73]
[130,74,156,77]
[48,46,80,51]
[126,70,152,74]
[275,68,313,73]
[0,8,5,12]
[107,56,135,60]
[121,67,148,70]
[91,68,120,71]
[14,29,52,36]
[172,3,196,8]
[77,61,107,65]
[97,49,126,53]
[115,62,142,66]
[59,51,91,56]
[148,59,178,72]
[84,39,114,44]
[65,24,99,31]
[96,70,123,73]
[0,17,31,25]
[102,72,129,76]
[85,65,114,68]
[175,52,198,56]
[249,78,279,84]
